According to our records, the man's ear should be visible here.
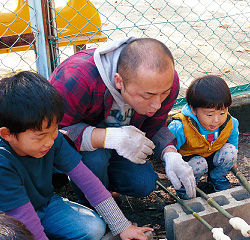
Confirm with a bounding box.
[190,106,197,116]
[0,127,14,141]
[114,73,123,90]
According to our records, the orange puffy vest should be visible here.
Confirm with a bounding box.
[172,113,233,157]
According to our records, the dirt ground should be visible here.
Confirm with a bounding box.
[53,103,250,239]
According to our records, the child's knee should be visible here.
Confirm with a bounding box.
[188,156,208,176]
[84,217,106,239]
[214,143,238,166]
[221,143,237,153]
[72,214,106,239]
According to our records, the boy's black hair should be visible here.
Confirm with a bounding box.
[0,212,35,240]
[186,75,232,110]
[0,71,64,135]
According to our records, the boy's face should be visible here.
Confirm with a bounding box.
[115,62,175,117]
[191,107,228,131]
[8,118,58,158]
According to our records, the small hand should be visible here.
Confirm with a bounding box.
[233,162,237,169]
[119,225,154,240]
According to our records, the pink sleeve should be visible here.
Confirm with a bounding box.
[6,202,48,240]
[66,161,111,206]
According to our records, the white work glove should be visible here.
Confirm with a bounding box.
[104,126,155,164]
[163,152,196,198]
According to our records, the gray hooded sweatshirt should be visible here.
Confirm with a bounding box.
[81,37,138,151]
[94,36,137,127]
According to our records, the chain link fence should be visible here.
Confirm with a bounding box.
[0,0,250,108]
[0,0,37,74]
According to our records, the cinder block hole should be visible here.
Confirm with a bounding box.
[164,208,179,240]
[183,202,205,215]
[231,189,250,201]
[164,208,179,220]
[213,195,229,206]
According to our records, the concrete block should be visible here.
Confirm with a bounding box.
[164,185,250,240]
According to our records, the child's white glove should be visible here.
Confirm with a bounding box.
[163,151,196,198]
[104,126,155,164]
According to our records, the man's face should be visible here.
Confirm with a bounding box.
[8,118,58,158]
[191,107,229,131]
[115,63,175,117]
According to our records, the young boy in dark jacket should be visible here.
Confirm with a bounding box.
[0,71,153,239]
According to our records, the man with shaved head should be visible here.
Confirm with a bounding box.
[49,37,193,205]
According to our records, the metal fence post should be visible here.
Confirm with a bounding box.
[27,0,50,79]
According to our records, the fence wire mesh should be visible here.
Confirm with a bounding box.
[0,0,250,108]
[0,0,38,75]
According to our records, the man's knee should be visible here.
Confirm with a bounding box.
[80,148,111,169]
[128,173,158,197]
[81,149,111,186]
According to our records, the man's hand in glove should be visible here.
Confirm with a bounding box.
[163,151,196,198]
[104,126,155,164]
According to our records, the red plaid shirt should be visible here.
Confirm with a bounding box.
[49,48,180,159]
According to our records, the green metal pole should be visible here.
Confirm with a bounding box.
[156,180,213,231]
[231,166,250,193]
[196,186,250,236]
[196,187,233,219]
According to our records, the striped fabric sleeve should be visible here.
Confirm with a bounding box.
[94,196,131,236]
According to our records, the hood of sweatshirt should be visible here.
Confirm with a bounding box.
[94,36,137,112]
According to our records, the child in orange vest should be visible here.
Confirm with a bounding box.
[166,75,239,199]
